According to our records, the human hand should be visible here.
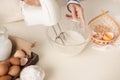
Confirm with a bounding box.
[24,0,41,6]
[66,4,86,27]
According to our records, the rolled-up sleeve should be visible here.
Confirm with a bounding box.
[67,0,80,12]
[67,0,80,5]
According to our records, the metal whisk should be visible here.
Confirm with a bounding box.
[52,22,85,45]
[52,23,66,45]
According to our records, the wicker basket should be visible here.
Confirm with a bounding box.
[88,11,120,46]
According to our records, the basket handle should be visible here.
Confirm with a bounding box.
[88,10,109,25]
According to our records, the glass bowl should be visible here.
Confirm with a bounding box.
[47,20,91,56]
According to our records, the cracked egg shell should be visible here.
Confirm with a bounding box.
[20,57,28,66]
[14,50,26,58]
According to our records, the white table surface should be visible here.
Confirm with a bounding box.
[2,0,120,80]
[3,20,120,80]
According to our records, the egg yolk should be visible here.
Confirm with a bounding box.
[103,33,113,40]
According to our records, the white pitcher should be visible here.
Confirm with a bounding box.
[0,27,12,61]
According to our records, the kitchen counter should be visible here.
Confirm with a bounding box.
[3,20,120,80]
[1,0,120,80]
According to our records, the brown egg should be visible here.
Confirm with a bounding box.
[14,50,26,58]
[0,75,12,80]
[15,78,21,80]
[0,64,9,76]
[0,61,11,67]
[8,65,21,76]
[9,57,20,65]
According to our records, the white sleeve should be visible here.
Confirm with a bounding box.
[67,0,80,12]
[67,0,80,5]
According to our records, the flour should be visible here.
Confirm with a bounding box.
[20,65,45,80]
